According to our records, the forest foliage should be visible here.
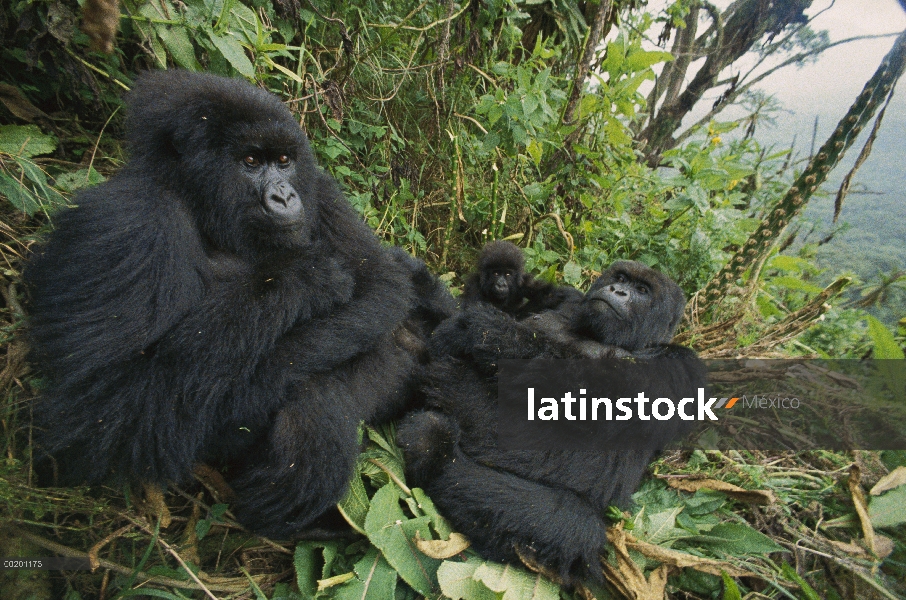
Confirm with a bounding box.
[1,0,906,598]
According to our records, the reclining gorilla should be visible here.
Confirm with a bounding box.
[461,240,582,318]
[397,261,706,584]
[24,70,453,537]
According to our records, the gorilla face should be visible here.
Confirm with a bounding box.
[481,265,519,303]
[474,240,526,308]
[229,142,311,250]
[577,260,685,351]
[122,70,318,255]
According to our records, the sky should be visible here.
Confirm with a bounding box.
[649,0,906,272]
[747,0,906,158]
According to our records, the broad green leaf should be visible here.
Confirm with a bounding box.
[338,471,370,532]
[563,260,582,285]
[866,315,905,359]
[437,558,498,600]
[626,49,673,72]
[473,562,560,600]
[685,522,783,555]
[208,32,255,77]
[868,485,906,528]
[293,543,318,599]
[157,25,201,70]
[195,519,212,541]
[334,548,398,600]
[55,167,105,193]
[0,124,56,157]
[639,507,686,545]
[0,172,40,214]
[18,159,63,205]
[364,484,440,596]
[295,540,340,597]
[412,487,453,538]
[149,33,168,68]
[521,94,538,118]
[225,1,261,47]
[604,117,631,147]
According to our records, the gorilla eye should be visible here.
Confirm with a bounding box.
[636,285,649,295]
[277,154,291,165]
[615,273,627,283]
[243,155,260,167]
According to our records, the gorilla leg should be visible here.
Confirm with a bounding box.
[405,442,609,585]
[396,410,460,486]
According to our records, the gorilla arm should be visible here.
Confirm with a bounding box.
[428,304,622,369]
[228,337,417,535]
[263,173,416,375]
[24,184,206,388]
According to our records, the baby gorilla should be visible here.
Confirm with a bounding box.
[461,241,582,318]
[397,261,705,585]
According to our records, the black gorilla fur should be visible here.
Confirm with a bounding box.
[397,261,705,584]
[23,70,447,537]
[461,241,582,318]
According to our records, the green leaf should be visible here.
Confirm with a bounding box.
[770,276,824,294]
[0,124,56,157]
[473,561,560,600]
[224,1,260,45]
[685,522,783,555]
[866,315,905,359]
[207,32,255,77]
[526,139,542,167]
[294,541,340,597]
[638,507,686,545]
[338,471,370,532]
[195,518,211,541]
[625,49,673,72]
[563,260,582,285]
[721,572,742,600]
[521,94,538,118]
[54,167,105,193]
[293,543,318,599]
[768,255,809,273]
[0,172,40,215]
[436,558,498,600]
[157,25,201,70]
[868,485,906,528]
[412,487,453,538]
[364,484,440,596]
[334,548,398,600]
[780,562,821,600]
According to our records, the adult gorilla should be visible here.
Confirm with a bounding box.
[398,261,705,584]
[23,70,445,537]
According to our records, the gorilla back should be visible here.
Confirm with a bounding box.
[24,70,418,536]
